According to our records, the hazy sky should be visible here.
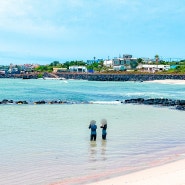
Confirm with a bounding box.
[0,0,185,64]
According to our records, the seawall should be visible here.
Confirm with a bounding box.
[1,73,185,81]
[56,73,185,81]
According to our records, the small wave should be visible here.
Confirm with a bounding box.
[89,101,122,105]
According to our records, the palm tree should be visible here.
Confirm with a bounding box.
[155,54,159,63]
[93,56,96,62]
[155,54,159,71]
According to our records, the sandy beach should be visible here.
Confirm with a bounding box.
[147,79,185,85]
[87,158,185,185]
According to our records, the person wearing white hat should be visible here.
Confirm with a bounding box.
[100,119,107,140]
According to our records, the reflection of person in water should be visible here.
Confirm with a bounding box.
[89,120,97,141]
[100,119,107,140]
[101,140,107,161]
[88,141,97,162]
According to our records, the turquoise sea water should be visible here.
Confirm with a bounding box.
[0,79,185,185]
[0,78,185,102]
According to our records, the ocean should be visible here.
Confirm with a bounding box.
[0,78,185,185]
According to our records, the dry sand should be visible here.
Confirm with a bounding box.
[87,159,185,185]
[147,79,185,85]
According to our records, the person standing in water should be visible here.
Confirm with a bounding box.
[100,119,107,140]
[89,120,97,141]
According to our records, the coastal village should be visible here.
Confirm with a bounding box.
[0,54,185,76]
[1,1,185,185]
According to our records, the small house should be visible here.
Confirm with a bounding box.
[69,66,87,73]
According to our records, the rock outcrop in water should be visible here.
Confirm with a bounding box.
[1,98,185,111]
[124,98,185,111]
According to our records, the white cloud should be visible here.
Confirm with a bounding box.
[0,1,68,38]
[0,0,28,17]
[0,0,185,62]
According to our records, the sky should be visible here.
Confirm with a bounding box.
[0,0,185,65]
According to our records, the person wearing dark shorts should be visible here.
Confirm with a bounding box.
[100,119,107,140]
[89,120,97,141]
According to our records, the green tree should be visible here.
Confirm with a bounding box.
[62,60,86,69]
[137,58,143,64]
[37,73,43,78]
[130,60,138,69]
[49,61,60,66]
[34,65,53,72]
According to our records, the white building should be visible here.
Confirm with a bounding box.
[103,60,113,67]
[53,68,68,73]
[141,58,154,63]
[112,54,137,70]
[113,65,125,71]
[69,66,87,73]
[137,64,170,72]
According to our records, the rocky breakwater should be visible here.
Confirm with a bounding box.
[87,74,185,81]
[0,99,88,105]
[0,99,28,104]
[1,73,185,81]
[125,98,185,111]
[56,73,185,81]
[0,73,38,79]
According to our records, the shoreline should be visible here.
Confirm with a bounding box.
[146,79,185,85]
[86,158,185,185]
